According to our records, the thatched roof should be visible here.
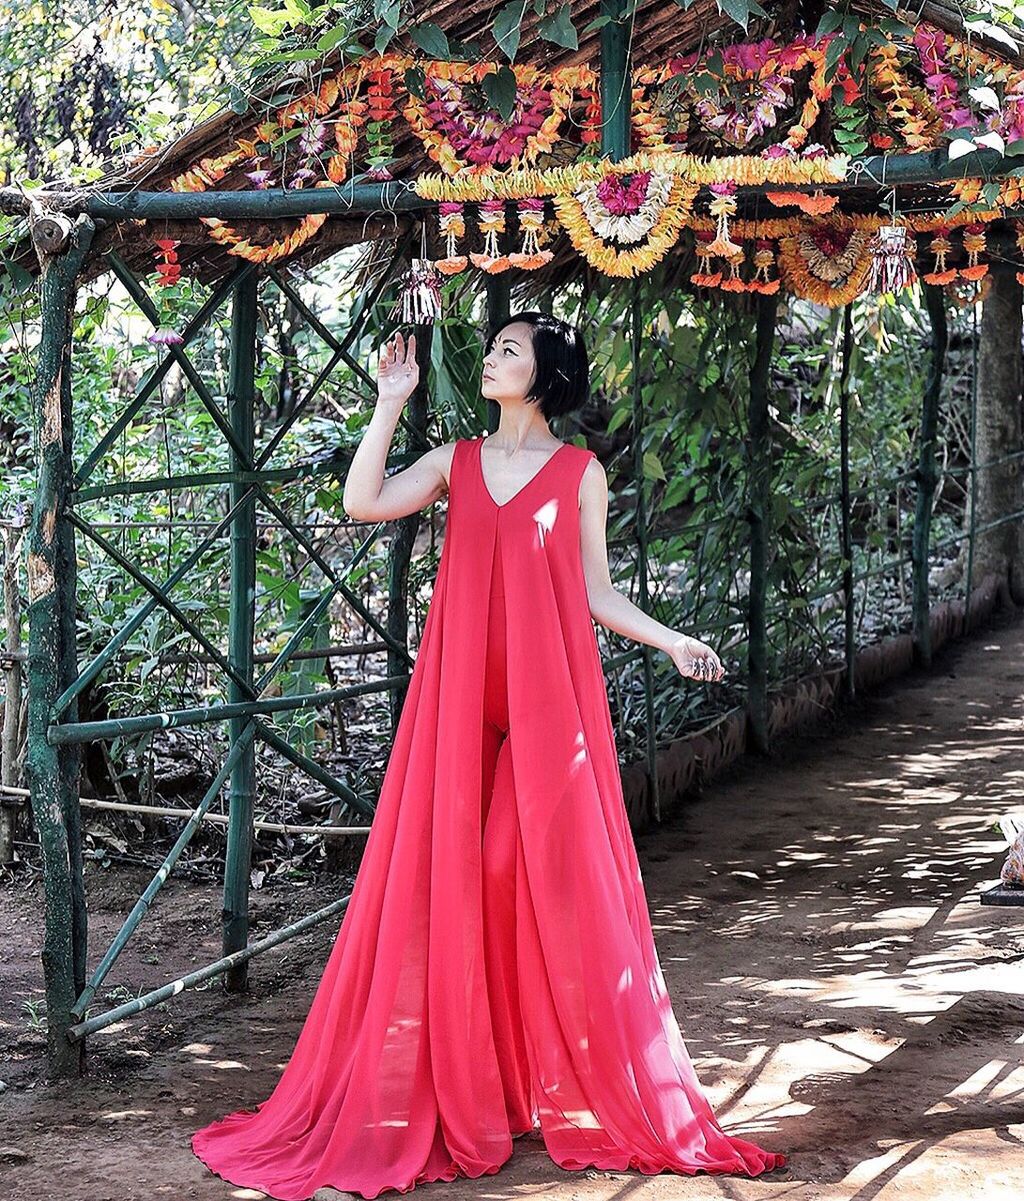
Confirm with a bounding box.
[8,0,1024,299]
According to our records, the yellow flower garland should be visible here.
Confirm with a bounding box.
[412,149,848,202]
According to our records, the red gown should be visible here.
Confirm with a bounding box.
[191,435,787,1199]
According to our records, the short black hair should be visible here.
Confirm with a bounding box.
[484,311,590,421]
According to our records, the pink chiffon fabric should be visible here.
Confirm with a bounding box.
[191,435,787,1199]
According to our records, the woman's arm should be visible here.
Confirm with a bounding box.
[579,457,724,682]
[342,331,454,523]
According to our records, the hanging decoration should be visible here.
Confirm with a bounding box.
[706,183,740,256]
[749,239,781,294]
[147,238,184,347]
[691,231,723,288]
[391,217,444,324]
[959,224,989,280]
[469,199,509,273]
[719,245,747,292]
[922,231,956,285]
[434,202,469,274]
[508,198,555,269]
[391,258,443,323]
[867,224,918,295]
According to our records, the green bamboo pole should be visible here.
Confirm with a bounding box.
[600,0,631,160]
[106,252,255,469]
[630,279,660,823]
[49,678,411,742]
[913,283,948,668]
[76,260,256,487]
[25,213,94,1075]
[50,488,258,722]
[747,291,779,754]
[75,457,359,503]
[68,889,353,1041]
[840,303,855,701]
[70,721,258,1020]
[0,149,987,224]
[223,269,258,990]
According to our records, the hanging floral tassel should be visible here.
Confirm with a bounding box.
[691,230,722,288]
[1015,223,1024,286]
[867,223,917,295]
[508,198,555,269]
[469,199,510,273]
[719,246,746,292]
[922,230,956,285]
[391,258,443,324]
[706,182,741,257]
[959,224,988,281]
[434,202,468,275]
[147,238,184,347]
[748,239,781,294]
[364,64,397,181]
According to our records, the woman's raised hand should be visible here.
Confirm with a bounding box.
[667,634,725,683]
[376,331,419,409]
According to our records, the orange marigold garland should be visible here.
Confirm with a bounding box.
[1016,223,1024,286]
[777,223,875,306]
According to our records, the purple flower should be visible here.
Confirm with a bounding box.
[147,327,183,347]
[245,169,273,188]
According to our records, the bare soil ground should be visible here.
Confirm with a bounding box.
[2,607,1023,1201]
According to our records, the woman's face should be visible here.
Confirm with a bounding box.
[481,321,537,406]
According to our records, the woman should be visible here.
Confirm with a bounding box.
[191,312,786,1200]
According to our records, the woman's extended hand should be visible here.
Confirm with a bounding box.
[376,331,419,409]
[667,634,725,683]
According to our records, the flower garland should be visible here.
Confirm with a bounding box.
[777,224,877,305]
[402,61,594,176]
[412,149,848,202]
[167,58,374,264]
[553,166,699,277]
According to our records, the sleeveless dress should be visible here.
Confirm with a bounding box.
[191,435,787,1199]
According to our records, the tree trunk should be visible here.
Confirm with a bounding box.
[971,262,1024,605]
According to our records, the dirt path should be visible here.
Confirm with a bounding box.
[3,608,1023,1201]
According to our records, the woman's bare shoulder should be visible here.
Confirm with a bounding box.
[416,440,460,493]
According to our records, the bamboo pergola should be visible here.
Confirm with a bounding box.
[6,0,1024,1074]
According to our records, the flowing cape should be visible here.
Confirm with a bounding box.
[191,435,786,1199]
